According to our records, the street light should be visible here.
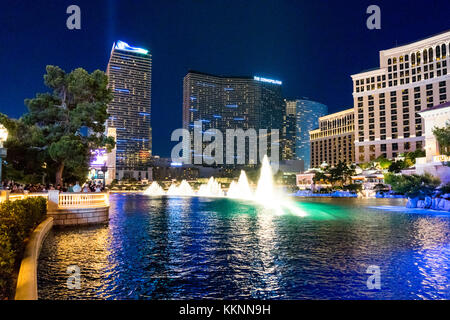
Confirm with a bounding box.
[0,124,8,190]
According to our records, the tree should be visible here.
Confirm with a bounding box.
[0,114,47,183]
[433,122,450,156]
[359,162,375,170]
[375,156,392,170]
[313,170,330,185]
[20,66,115,185]
[384,173,440,198]
[388,160,408,173]
[326,161,356,187]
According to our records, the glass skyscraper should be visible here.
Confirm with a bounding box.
[106,41,152,180]
[281,99,297,160]
[182,71,284,164]
[286,98,327,169]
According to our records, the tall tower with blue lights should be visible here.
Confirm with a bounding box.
[106,41,152,180]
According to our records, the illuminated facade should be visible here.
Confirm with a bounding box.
[405,101,450,184]
[281,99,297,160]
[286,99,327,169]
[352,31,450,163]
[309,108,355,168]
[182,71,284,164]
[106,41,152,180]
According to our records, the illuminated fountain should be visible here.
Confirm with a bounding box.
[255,155,276,203]
[143,155,307,216]
[143,181,165,196]
[166,183,178,196]
[165,180,195,196]
[197,177,224,197]
[227,170,252,199]
[178,180,195,196]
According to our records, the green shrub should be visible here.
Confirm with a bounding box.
[0,197,47,299]
[0,230,14,298]
[384,173,440,198]
[438,182,450,194]
[344,184,363,192]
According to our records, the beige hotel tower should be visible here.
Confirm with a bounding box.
[351,31,450,163]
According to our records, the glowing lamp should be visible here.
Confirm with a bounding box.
[0,123,8,188]
[0,124,7,147]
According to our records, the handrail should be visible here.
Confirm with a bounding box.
[2,191,109,208]
[58,192,108,207]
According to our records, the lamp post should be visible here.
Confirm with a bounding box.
[0,124,8,190]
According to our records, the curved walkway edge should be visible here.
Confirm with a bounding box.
[14,217,54,300]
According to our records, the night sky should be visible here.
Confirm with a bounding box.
[0,0,449,157]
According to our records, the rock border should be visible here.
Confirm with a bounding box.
[14,217,53,300]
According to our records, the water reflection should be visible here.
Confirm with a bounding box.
[37,195,450,299]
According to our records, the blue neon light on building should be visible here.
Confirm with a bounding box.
[114,40,149,54]
[115,88,130,93]
[253,76,282,85]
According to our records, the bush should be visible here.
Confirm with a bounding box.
[344,184,363,192]
[384,173,440,198]
[0,197,47,299]
[374,183,389,191]
[438,182,450,194]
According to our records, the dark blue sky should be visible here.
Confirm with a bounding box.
[0,0,449,156]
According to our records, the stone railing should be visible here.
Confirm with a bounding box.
[2,191,108,209]
[1,190,110,226]
[58,192,109,208]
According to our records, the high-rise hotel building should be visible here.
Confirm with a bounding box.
[352,31,450,163]
[182,71,284,164]
[309,108,355,168]
[106,41,152,180]
[285,99,327,169]
[281,99,297,160]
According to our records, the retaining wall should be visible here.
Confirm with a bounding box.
[15,217,53,300]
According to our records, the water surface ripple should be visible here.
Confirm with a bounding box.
[38,195,450,299]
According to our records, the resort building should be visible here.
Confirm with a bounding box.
[182,71,284,165]
[351,30,450,163]
[309,108,355,168]
[286,99,328,169]
[409,101,450,183]
[106,40,152,180]
[296,168,331,191]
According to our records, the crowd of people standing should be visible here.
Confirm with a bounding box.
[1,180,105,194]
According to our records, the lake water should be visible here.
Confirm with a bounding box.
[37,194,450,299]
